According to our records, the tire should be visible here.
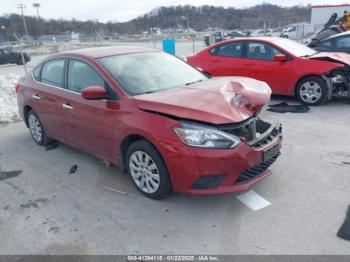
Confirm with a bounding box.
[16,58,23,65]
[126,139,172,199]
[27,110,52,146]
[296,76,328,106]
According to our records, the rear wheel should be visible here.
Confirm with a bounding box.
[296,76,328,106]
[27,110,52,146]
[126,139,172,199]
[16,58,23,65]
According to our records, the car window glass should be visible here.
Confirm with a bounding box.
[33,65,41,81]
[247,42,282,60]
[41,59,65,88]
[319,40,332,48]
[336,37,350,48]
[67,60,105,93]
[216,42,242,57]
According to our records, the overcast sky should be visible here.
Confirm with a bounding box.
[1,0,347,22]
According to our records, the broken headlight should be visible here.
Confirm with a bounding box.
[331,71,346,84]
[174,122,241,149]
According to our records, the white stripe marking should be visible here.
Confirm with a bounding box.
[236,190,271,211]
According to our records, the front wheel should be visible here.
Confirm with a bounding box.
[126,140,172,199]
[296,76,328,106]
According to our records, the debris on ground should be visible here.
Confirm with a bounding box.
[69,164,78,174]
[45,142,59,151]
[337,206,350,241]
[101,185,137,197]
[0,169,22,180]
[0,74,21,123]
[20,198,49,209]
[48,226,60,233]
[267,101,309,113]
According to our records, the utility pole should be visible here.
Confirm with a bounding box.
[17,3,29,36]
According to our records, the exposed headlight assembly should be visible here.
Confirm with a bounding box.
[174,122,241,149]
[331,71,346,84]
[331,74,346,84]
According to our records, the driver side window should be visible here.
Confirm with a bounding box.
[247,42,283,61]
[67,59,105,93]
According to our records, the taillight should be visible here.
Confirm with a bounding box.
[15,83,20,93]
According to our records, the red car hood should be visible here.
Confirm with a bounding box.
[134,77,271,124]
[309,52,350,66]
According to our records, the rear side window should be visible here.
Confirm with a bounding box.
[67,60,105,93]
[41,59,65,88]
[211,42,242,57]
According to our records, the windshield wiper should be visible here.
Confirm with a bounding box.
[185,79,204,86]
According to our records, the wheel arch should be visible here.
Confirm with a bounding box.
[120,134,167,173]
[23,105,32,127]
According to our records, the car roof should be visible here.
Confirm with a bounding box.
[327,31,350,40]
[58,45,158,59]
[223,36,280,42]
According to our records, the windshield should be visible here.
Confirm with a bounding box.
[270,38,317,57]
[98,52,207,96]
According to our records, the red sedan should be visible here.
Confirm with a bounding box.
[187,37,350,106]
[16,46,282,199]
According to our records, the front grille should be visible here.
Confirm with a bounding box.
[236,153,280,184]
[218,118,282,148]
[218,118,257,142]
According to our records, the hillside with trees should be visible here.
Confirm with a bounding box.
[0,4,311,39]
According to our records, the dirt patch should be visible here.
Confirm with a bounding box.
[48,226,60,233]
[20,198,49,209]
[0,169,22,180]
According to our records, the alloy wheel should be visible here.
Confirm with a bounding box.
[129,151,160,194]
[28,114,42,143]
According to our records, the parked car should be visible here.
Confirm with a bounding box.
[0,47,30,65]
[226,30,246,38]
[313,31,350,53]
[187,37,350,105]
[204,32,223,46]
[16,46,282,199]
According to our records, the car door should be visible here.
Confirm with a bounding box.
[335,36,350,53]
[30,58,68,142]
[242,41,296,95]
[206,41,247,76]
[63,58,118,161]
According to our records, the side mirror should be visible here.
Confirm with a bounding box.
[273,54,287,62]
[81,86,107,100]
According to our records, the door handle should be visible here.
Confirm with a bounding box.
[32,94,41,100]
[244,62,255,66]
[62,103,74,110]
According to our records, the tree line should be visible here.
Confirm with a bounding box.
[0,4,311,40]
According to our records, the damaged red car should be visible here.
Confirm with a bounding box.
[16,46,282,199]
[187,37,350,105]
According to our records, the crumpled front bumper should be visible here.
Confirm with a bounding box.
[161,122,282,195]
